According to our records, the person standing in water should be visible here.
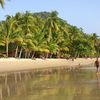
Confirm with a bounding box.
[95,58,99,72]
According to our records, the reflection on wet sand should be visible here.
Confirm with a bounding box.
[96,73,100,88]
[0,68,100,100]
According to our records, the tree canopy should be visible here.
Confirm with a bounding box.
[0,11,100,58]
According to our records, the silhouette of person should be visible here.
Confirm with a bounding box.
[95,58,99,72]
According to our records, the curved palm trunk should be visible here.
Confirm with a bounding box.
[0,0,4,8]
[15,46,18,58]
[31,51,35,59]
[27,51,31,58]
[25,51,28,58]
[6,40,9,57]
[19,48,23,58]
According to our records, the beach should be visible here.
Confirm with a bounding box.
[0,58,97,100]
[0,58,95,73]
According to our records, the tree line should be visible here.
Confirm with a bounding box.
[0,11,100,58]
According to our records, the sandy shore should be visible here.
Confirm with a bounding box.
[0,58,96,73]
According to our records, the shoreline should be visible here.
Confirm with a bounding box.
[0,58,96,73]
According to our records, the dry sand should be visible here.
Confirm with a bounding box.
[0,58,96,73]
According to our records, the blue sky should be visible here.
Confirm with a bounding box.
[0,0,100,35]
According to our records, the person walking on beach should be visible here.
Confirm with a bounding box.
[95,58,99,72]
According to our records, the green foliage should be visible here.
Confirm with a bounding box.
[0,0,4,8]
[0,0,10,8]
[0,11,99,58]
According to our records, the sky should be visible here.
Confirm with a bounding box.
[0,0,100,36]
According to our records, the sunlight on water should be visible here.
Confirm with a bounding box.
[0,67,100,100]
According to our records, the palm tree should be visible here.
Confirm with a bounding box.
[23,34,36,58]
[0,0,4,8]
[68,26,81,41]
[21,11,36,35]
[68,26,83,57]
[44,11,60,42]
[91,33,99,56]
[47,41,59,58]
[0,11,100,58]
[91,33,98,44]
[31,31,49,58]
[19,12,37,58]
[0,16,20,57]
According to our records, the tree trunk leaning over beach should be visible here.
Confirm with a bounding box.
[6,39,9,57]
[15,46,18,58]
[0,0,4,8]
[19,48,22,58]
[0,0,10,8]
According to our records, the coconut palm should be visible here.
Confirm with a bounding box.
[68,26,81,42]
[90,33,100,56]
[0,0,10,8]
[91,33,99,47]
[21,11,36,35]
[14,12,36,58]
[0,0,4,8]
[44,11,60,42]
[0,11,100,58]
[22,13,37,58]
[31,31,48,58]
[0,16,21,57]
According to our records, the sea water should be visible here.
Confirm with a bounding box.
[0,67,100,100]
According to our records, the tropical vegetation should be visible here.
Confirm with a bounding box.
[0,11,100,58]
[0,0,4,8]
